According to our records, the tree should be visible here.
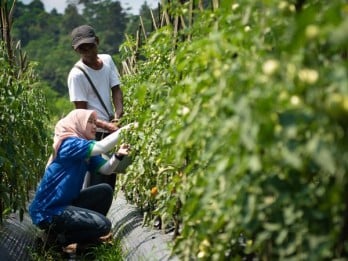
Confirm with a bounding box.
[60,4,86,35]
[80,0,128,53]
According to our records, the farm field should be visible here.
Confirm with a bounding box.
[1,0,348,260]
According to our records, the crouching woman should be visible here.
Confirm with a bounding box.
[29,109,134,248]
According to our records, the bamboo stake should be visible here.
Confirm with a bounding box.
[122,61,130,75]
[188,0,193,27]
[157,2,161,28]
[0,0,15,67]
[126,57,134,75]
[187,0,193,41]
[123,34,132,55]
[173,15,179,49]
[149,8,158,31]
[135,27,140,53]
[179,15,186,29]
[130,55,137,72]
[198,0,203,11]
[162,9,171,26]
[212,0,219,10]
[160,12,165,27]
[159,0,170,27]
[139,16,147,42]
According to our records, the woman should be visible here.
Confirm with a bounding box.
[29,109,134,249]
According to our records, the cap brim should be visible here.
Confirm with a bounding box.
[72,37,96,50]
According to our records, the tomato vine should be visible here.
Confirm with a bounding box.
[119,1,348,259]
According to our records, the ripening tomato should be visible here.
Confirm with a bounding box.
[151,186,158,196]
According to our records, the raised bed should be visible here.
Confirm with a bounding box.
[0,190,177,260]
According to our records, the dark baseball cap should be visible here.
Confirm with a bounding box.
[71,25,97,50]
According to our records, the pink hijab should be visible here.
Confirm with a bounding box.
[47,109,97,166]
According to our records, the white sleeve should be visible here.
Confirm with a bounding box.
[90,123,135,156]
[67,66,89,102]
[98,154,120,175]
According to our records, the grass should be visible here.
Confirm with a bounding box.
[29,239,124,260]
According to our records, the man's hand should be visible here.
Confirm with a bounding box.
[108,121,121,132]
[96,119,120,133]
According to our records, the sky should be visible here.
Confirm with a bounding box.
[19,0,160,15]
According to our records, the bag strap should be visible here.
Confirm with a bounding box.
[74,65,112,119]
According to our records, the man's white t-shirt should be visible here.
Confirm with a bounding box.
[68,54,121,123]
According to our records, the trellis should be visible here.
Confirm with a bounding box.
[121,0,220,75]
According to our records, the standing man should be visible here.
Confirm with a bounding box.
[68,24,124,190]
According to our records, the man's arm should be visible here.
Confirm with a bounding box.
[112,85,123,119]
[73,101,117,132]
[73,101,88,109]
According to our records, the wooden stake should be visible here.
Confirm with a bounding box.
[139,16,147,42]
[150,8,158,31]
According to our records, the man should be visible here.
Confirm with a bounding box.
[68,24,124,190]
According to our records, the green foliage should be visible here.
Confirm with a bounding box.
[0,44,50,221]
[40,83,74,125]
[29,240,123,260]
[119,0,348,260]
[91,241,123,260]
[12,1,77,96]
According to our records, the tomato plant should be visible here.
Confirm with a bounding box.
[0,45,50,222]
[119,0,348,259]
